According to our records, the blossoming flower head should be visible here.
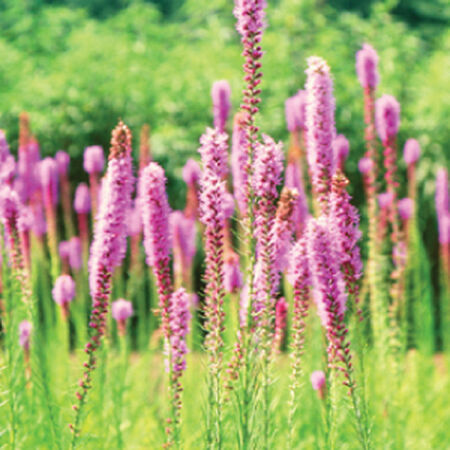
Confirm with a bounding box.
[212,80,231,132]
[398,197,414,221]
[59,240,70,261]
[285,90,307,132]
[198,127,229,179]
[69,237,82,270]
[375,94,400,143]
[39,157,59,205]
[83,145,105,174]
[52,274,76,306]
[310,370,326,391]
[332,134,350,170]
[112,298,133,322]
[305,56,336,209]
[182,158,202,186]
[234,0,267,38]
[355,43,379,89]
[19,320,32,350]
[403,139,421,165]
[74,183,91,214]
[55,150,70,176]
[378,191,395,209]
[358,157,374,175]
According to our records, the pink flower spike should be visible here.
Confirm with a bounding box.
[212,80,232,132]
[355,44,379,89]
[223,252,243,294]
[52,274,76,306]
[112,298,133,321]
[55,150,70,176]
[398,197,414,221]
[83,146,105,174]
[333,134,350,171]
[285,90,307,132]
[403,139,421,166]
[375,94,400,143]
[19,320,32,350]
[305,56,336,211]
[378,191,394,209]
[68,237,82,271]
[39,157,59,206]
[358,157,374,175]
[182,158,202,186]
[74,183,91,214]
[310,370,326,391]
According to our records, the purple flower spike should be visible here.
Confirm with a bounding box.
[52,274,76,306]
[310,370,326,391]
[198,127,229,179]
[332,134,350,171]
[55,150,70,176]
[234,0,267,39]
[39,157,59,205]
[19,320,32,350]
[378,191,394,209]
[212,80,232,132]
[375,94,400,143]
[231,112,249,216]
[355,44,379,89]
[358,157,374,175]
[83,146,105,174]
[140,162,173,339]
[182,158,202,186]
[112,298,133,322]
[168,288,191,373]
[69,237,82,271]
[285,90,307,132]
[398,197,414,221]
[403,139,421,166]
[59,240,70,261]
[285,161,309,237]
[74,183,91,214]
[435,168,449,245]
[305,56,336,211]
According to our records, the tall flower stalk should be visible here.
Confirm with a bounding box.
[305,56,335,215]
[198,127,228,449]
[70,122,134,446]
[307,218,369,449]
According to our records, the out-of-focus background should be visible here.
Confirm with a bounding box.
[0,0,448,205]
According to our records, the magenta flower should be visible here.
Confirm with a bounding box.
[55,150,70,176]
[71,122,134,438]
[332,134,350,172]
[0,130,15,185]
[375,94,400,144]
[355,43,379,89]
[436,168,450,245]
[398,197,414,221]
[273,297,288,353]
[182,158,202,187]
[310,370,326,391]
[223,251,243,294]
[403,139,421,166]
[112,298,133,336]
[231,112,249,216]
[17,137,40,203]
[74,183,91,214]
[234,0,267,41]
[378,191,394,209]
[378,191,394,242]
[140,162,173,339]
[39,157,59,206]
[19,320,32,351]
[127,204,142,237]
[170,210,197,287]
[198,127,229,179]
[59,240,70,261]
[358,157,374,175]
[212,80,232,132]
[83,146,105,174]
[285,90,307,132]
[52,274,76,310]
[305,56,336,212]
[329,172,363,319]
[68,237,82,271]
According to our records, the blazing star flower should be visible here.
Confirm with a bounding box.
[332,134,350,172]
[140,162,172,339]
[74,183,91,214]
[19,320,32,351]
[285,90,307,132]
[39,157,59,206]
[212,80,232,132]
[182,158,202,187]
[358,157,374,175]
[403,139,421,166]
[223,251,243,294]
[52,274,76,306]
[68,237,82,271]
[285,160,309,237]
[55,150,70,176]
[305,56,336,212]
[310,370,326,398]
[112,298,133,336]
[83,146,105,175]
[355,44,379,89]
[398,197,414,221]
[375,94,400,144]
